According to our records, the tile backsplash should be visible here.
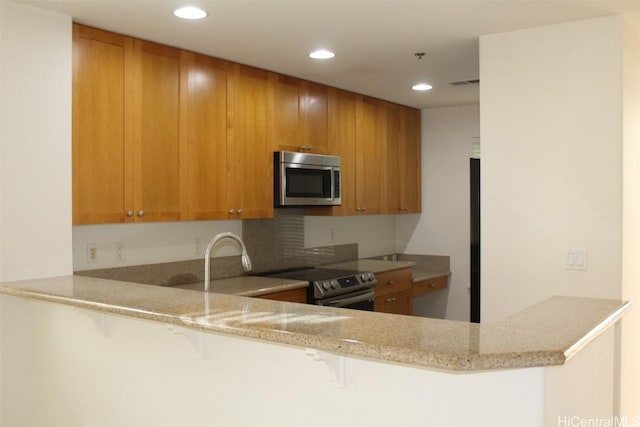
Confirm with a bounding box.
[75,243,358,287]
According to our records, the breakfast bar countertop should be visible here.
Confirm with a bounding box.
[0,275,630,372]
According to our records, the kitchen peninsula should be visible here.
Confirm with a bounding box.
[0,275,629,426]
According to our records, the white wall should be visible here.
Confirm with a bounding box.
[620,4,640,419]
[397,105,479,321]
[480,16,623,324]
[73,220,242,270]
[73,214,398,271]
[0,2,73,281]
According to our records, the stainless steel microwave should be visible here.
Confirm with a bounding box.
[274,151,341,207]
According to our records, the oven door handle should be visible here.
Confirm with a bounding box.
[321,289,375,308]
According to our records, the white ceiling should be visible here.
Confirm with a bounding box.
[15,0,636,109]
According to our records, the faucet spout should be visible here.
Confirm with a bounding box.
[204,232,252,292]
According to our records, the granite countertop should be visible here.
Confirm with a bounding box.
[320,259,417,273]
[172,275,308,297]
[0,275,630,372]
[411,268,451,283]
[321,259,450,283]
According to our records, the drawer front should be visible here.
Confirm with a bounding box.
[375,268,412,297]
[374,289,412,315]
[258,287,307,303]
[412,275,448,297]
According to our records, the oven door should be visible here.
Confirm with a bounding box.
[317,288,375,311]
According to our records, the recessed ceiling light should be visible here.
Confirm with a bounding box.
[174,6,207,20]
[412,83,433,91]
[309,49,335,59]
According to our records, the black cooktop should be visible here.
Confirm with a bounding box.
[261,267,362,282]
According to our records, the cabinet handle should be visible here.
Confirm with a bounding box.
[237,208,243,214]
[387,280,395,285]
[429,283,435,288]
[137,210,144,217]
[386,297,396,303]
[229,209,236,214]
[126,210,134,217]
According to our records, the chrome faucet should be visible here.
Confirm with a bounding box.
[203,232,252,292]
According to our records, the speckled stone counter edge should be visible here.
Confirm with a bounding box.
[0,276,631,373]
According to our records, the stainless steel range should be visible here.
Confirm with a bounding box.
[262,267,377,311]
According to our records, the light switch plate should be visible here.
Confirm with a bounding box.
[566,249,588,271]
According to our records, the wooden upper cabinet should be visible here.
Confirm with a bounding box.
[398,106,421,213]
[300,81,328,154]
[72,25,133,224]
[269,76,328,154]
[183,53,230,220]
[269,74,301,152]
[73,27,184,224]
[73,25,418,224]
[228,64,273,219]
[354,96,383,215]
[132,40,182,222]
[306,88,357,216]
[382,102,401,214]
[382,103,421,215]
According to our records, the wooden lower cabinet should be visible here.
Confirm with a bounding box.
[412,275,448,297]
[375,289,412,315]
[258,287,307,303]
[374,268,412,315]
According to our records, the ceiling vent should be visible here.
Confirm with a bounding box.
[448,78,480,86]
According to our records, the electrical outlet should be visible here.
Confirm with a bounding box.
[115,242,125,262]
[87,243,97,264]
[195,237,203,255]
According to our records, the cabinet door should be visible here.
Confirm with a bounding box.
[300,81,328,154]
[184,53,230,220]
[355,96,382,214]
[132,40,182,222]
[374,290,412,315]
[258,288,307,303]
[306,88,357,216]
[398,106,421,213]
[374,268,413,315]
[382,102,401,214]
[269,74,301,152]
[229,65,273,219]
[72,25,133,224]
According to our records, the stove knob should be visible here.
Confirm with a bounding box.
[322,281,331,290]
[367,273,374,281]
[360,274,366,282]
[330,280,338,289]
